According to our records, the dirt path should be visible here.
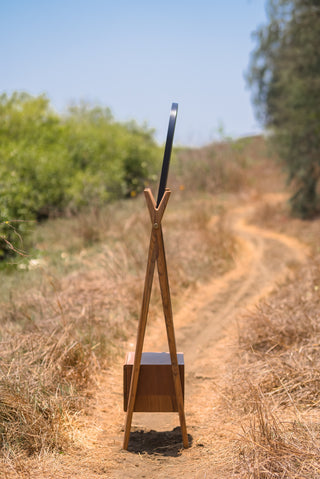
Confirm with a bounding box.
[38,194,308,478]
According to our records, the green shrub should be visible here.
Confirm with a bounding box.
[0,92,160,260]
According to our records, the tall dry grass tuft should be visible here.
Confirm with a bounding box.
[229,255,320,477]
[236,388,320,478]
[0,317,101,458]
[0,381,65,456]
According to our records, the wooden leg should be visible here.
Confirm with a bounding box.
[157,227,189,448]
[123,228,158,450]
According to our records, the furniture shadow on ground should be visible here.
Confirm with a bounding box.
[127,426,193,457]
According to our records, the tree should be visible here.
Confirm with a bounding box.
[247,0,320,217]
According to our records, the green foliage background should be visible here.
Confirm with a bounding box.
[0,92,160,259]
[247,0,320,218]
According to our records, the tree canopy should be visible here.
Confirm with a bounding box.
[247,0,320,217]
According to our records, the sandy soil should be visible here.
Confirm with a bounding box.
[21,193,309,479]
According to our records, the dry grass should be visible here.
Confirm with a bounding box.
[0,191,236,469]
[229,253,320,477]
[252,198,320,255]
[166,202,236,289]
[171,135,282,197]
[235,390,320,478]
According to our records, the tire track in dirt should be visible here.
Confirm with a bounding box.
[176,198,308,372]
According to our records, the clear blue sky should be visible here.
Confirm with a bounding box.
[0,0,267,146]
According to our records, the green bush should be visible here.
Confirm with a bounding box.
[0,92,160,260]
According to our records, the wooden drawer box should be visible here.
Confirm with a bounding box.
[123,352,184,412]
